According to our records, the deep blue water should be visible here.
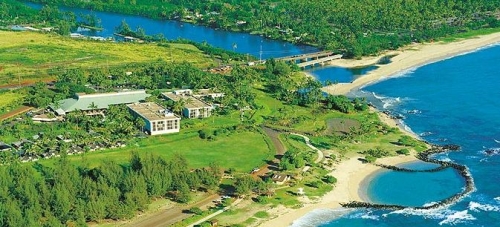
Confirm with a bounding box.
[296,44,500,227]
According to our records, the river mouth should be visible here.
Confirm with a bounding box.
[306,65,378,84]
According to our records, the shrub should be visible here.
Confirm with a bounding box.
[188,207,203,215]
[323,175,337,184]
[396,148,410,155]
[254,211,270,218]
[256,195,270,204]
[309,180,323,188]
[365,155,377,163]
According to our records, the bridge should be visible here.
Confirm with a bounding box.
[247,51,343,69]
[296,54,343,68]
[274,51,335,62]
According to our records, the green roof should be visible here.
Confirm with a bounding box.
[52,90,150,114]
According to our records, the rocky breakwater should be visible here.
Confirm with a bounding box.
[341,144,475,210]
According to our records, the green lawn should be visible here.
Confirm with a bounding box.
[38,129,273,172]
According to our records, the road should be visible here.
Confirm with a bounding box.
[125,194,220,227]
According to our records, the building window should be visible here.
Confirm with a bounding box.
[189,109,196,118]
[152,122,157,132]
[174,120,178,129]
[167,120,173,130]
[157,121,165,131]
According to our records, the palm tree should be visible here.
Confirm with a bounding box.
[172,99,186,116]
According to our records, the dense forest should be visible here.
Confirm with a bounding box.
[0,151,224,226]
[18,0,500,57]
[1,0,85,35]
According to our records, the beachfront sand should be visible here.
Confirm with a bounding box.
[259,32,500,227]
[260,155,419,227]
[321,32,500,95]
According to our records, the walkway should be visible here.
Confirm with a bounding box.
[290,133,324,163]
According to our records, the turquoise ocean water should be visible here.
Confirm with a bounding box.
[295,44,500,226]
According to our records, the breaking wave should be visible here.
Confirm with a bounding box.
[468,201,500,212]
[290,208,353,227]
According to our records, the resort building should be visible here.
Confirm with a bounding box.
[192,89,225,99]
[162,90,214,119]
[127,102,180,135]
[271,173,291,185]
[50,90,150,116]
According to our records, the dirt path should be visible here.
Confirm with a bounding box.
[0,106,33,121]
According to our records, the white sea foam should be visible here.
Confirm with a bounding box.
[468,201,500,212]
[349,210,379,220]
[494,197,500,202]
[419,131,433,137]
[290,208,352,227]
[438,210,476,225]
[494,139,500,144]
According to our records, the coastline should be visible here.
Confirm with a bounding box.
[260,32,500,227]
[260,155,419,227]
[320,32,500,95]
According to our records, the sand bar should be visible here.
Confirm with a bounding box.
[321,32,500,95]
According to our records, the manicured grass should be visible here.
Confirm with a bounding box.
[0,31,215,85]
[39,130,273,172]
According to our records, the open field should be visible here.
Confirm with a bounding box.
[0,31,215,86]
[0,91,26,116]
[37,129,273,172]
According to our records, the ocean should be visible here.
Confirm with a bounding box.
[297,43,500,227]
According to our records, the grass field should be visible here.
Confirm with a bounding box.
[0,31,215,86]
[0,91,25,115]
[38,129,273,172]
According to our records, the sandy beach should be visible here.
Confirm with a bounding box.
[321,32,500,95]
[259,32,500,227]
[260,155,419,227]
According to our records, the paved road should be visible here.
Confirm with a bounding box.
[125,194,220,227]
[187,198,243,227]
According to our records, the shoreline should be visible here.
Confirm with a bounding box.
[261,32,500,227]
[319,32,500,95]
[260,155,420,227]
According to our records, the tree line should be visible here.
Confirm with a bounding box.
[18,0,500,57]
[0,152,221,226]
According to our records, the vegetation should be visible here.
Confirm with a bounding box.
[0,23,431,226]
[19,0,500,57]
[0,31,214,86]
[0,90,25,115]
[0,152,222,225]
